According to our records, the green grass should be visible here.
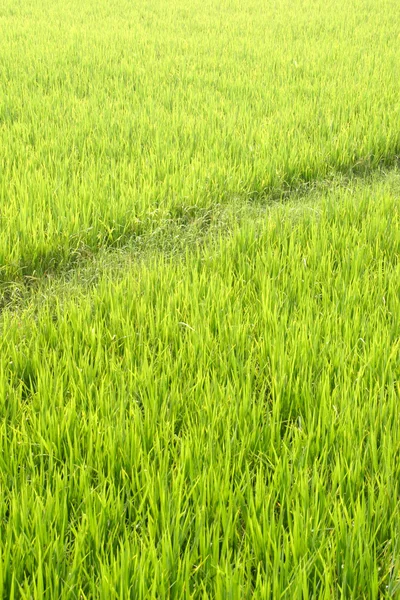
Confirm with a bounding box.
[1,173,399,598]
[1,0,400,281]
[1,0,400,596]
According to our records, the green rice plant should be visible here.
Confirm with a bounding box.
[1,0,400,280]
[0,175,399,597]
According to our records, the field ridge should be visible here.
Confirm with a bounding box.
[1,158,399,299]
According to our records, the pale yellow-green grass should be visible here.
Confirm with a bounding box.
[1,0,400,596]
[0,175,399,598]
[1,0,400,280]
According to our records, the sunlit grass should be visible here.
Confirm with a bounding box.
[1,0,400,596]
[1,174,399,597]
[0,0,400,280]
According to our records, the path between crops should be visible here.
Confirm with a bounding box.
[0,162,399,316]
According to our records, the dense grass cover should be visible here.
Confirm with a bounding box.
[1,176,399,597]
[1,0,400,597]
[1,0,400,280]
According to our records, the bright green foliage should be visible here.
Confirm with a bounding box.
[1,0,400,596]
[0,0,400,280]
[1,177,399,597]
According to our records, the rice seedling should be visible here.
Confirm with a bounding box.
[0,175,399,597]
[0,0,400,280]
[1,0,400,596]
